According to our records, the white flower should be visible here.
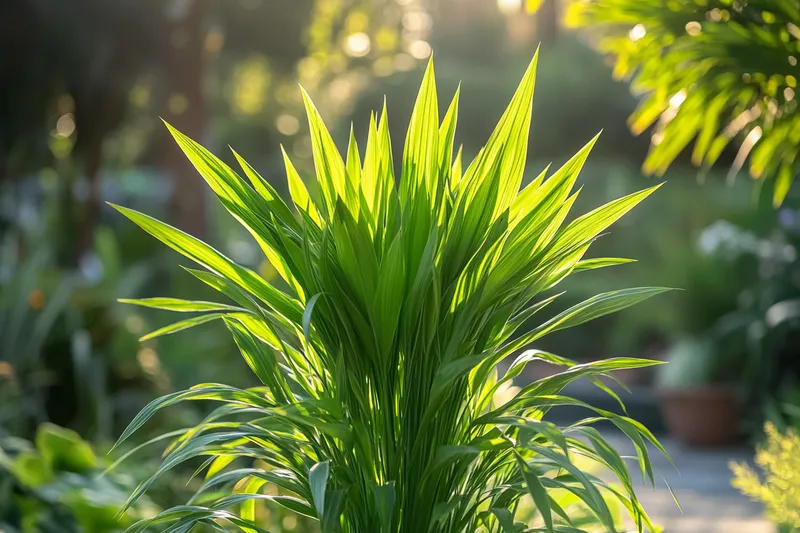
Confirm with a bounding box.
[697,220,758,259]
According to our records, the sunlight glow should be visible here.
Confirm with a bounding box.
[728,126,762,183]
[124,315,145,334]
[56,114,76,137]
[231,57,270,115]
[137,348,162,376]
[628,24,646,42]
[685,21,702,36]
[276,114,300,136]
[408,39,432,59]
[669,89,687,108]
[345,32,371,57]
[496,0,522,14]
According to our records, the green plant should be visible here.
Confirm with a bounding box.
[566,0,800,205]
[0,423,156,533]
[112,54,673,533]
[731,422,800,531]
[655,337,718,389]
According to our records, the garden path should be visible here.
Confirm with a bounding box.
[602,432,772,533]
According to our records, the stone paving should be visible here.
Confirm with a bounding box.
[602,432,773,533]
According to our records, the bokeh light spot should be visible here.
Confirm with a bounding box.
[408,40,432,59]
[28,289,45,310]
[496,0,522,14]
[205,29,225,53]
[168,93,190,115]
[276,114,300,136]
[345,32,371,57]
[282,515,298,531]
[669,89,687,108]
[137,348,162,375]
[629,23,646,41]
[231,56,271,116]
[685,21,702,36]
[56,114,76,138]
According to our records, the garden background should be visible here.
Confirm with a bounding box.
[1,1,799,531]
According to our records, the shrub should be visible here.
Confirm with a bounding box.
[731,422,800,531]
[0,423,156,533]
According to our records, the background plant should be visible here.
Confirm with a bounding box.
[111,53,673,533]
[731,422,800,531]
[0,423,157,533]
[565,0,800,205]
[0,222,163,441]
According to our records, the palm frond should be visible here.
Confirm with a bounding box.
[567,0,800,205]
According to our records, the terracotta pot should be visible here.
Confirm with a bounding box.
[657,385,741,447]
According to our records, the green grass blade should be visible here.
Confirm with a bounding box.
[119,297,242,313]
[110,204,302,324]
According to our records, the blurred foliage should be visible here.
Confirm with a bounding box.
[351,37,645,165]
[0,423,157,533]
[645,195,800,428]
[731,422,800,531]
[0,224,158,440]
[212,0,431,155]
[526,163,754,360]
[0,0,429,178]
[566,0,800,205]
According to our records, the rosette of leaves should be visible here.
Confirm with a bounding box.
[111,51,673,533]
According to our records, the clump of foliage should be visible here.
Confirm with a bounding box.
[0,423,156,533]
[567,0,800,205]
[112,53,672,532]
[731,422,800,530]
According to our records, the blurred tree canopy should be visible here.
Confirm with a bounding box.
[0,0,426,246]
[565,0,800,205]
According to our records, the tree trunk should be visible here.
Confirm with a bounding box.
[164,0,208,238]
[77,137,103,260]
[536,0,559,47]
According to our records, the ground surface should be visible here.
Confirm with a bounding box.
[602,432,772,533]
